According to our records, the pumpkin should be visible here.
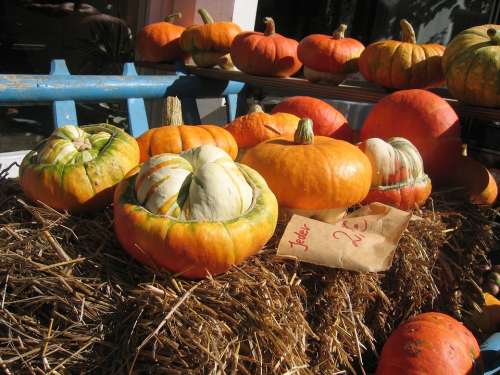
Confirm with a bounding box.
[113,145,278,279]
[297,24,365,84]
[360,89,462,186]
[442,24,500,107]
[359,137,431,210]
[359,19,445,89]
[470,293,500,334]
[271,96,352,140]
[135,12,187,63]
[179,8,241,69]
[376,312,481,375]
[241,118,371,223]
[230,17,302,77]
[136,96,238,162]
[19,124,139,212]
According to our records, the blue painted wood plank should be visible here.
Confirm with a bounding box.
[122,63,149,137]
[224,94,237,122]
[50,60,77,129]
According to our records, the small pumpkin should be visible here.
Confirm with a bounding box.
[270,96,352,140]
[470,293,500,334]
[359,137,431,210]
[241,118,371,223]
[180,8,241,69]
[298,24,365,84]
[136,96,238,162]
[135,12,187,63]
[19,124,139,212]
[360,89,462,186]
[230,17,302,77]
[376,312,481,375]
[114,145,278,279]
[442,24,500,107]
[359,19,445,89]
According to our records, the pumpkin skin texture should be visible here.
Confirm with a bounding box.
[241,118,371,222]
[230,17,302,78]
[442,25,500,107]
[360,89,462,186]
[359,137,431,210]
[180,8,241,69]
[19,124,139,213]
[359,19,445,89]
[298,24,365,84]
[376,312,481,375]
[271,96,352,140]
[135,13,187,63]
[113,145,278,279]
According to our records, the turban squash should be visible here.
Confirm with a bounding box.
[19,124,139,212]
[136,96,238,162]
[359,19,445,89]
[135,12,187,63]
[298,24,365,84]
[241,118,371,223]
[359,137,431,210]
[114,145,278,279]
[442,24,500,107]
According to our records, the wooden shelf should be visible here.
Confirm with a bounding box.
[137,62,500,123]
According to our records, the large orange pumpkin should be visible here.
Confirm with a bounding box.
[180,8,241,69]
[376,312,481,375]
[135,12,187,63]
[360,89,462,186]
[359,19,445,89]
[20,124,139,212]
[241,118,371,222]
[136,96,238,162]
[114,145,278,279]
[298,24,365,84]
[230,17,302,77]
[271,96,352,140]
[359,137,431,210]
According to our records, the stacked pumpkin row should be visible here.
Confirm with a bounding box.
[136,9,500,108]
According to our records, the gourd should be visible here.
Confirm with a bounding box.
[113,145,278,279]
[19,124,139,212]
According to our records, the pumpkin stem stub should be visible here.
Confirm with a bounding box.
[487,28,500,44]
[164,12,182,23]
[198,8,215,24]
[163,96,184,126]
[332,24,348,39]
[294,118,314,145]
[248,103,264,114]
[400,19,417,44]
[263,17,276,36]
[74,137,92,151]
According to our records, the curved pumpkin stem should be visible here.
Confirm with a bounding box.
[263,17,276,36]
[198,8,215,24]
[163,96,184,126]
[487,28,500,45]
[332,24,348,39]
[400,19,416,43]
[164,12,182,23]
[294,118,314,145]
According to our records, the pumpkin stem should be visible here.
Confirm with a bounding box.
[163,96,184,126]
[487,28,500,44]
[400,19,416,43]
[332,24,348,39]
[248,103,264,113]
[73,137,92,151]
[198,8,215,24]
[263,17,276,36]
[164,12,182,23]
[294,118,314,145]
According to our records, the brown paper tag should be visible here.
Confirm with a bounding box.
[277,202,412,272]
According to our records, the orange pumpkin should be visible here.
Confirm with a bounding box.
[359,19,445,89]
[376,312,481,375]
[298,24,365,84]
[180,8,241,69]
[241,118,372,222]
[271,96,352,140]
[359,137,431,210]
[360,89,462,186]
[136,97,238,162]
[230,17,302,77]
[135,12,187,63]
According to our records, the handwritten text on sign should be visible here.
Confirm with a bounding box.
[277,202,412,273]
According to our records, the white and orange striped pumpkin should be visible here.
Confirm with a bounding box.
[114,144,278,279]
